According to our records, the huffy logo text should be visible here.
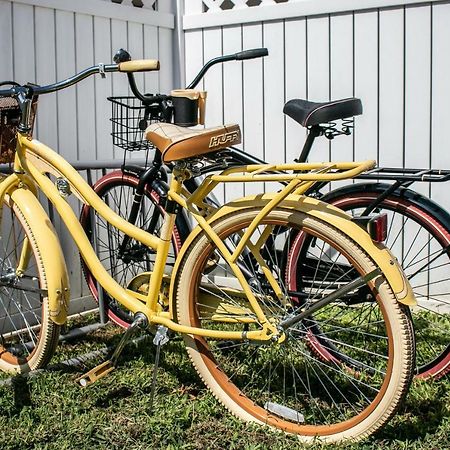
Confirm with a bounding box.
[209,131,240,148]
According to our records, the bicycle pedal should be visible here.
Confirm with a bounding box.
[76,360,114,387]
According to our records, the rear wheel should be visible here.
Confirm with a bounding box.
[0,195,59,373]
[175,207,414,443]
[323,189,450,379]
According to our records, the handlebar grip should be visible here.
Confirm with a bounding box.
[234,48,268,60]
[118,59,160,73]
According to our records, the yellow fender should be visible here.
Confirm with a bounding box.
[9,187,70,325]
[168,193,415,317]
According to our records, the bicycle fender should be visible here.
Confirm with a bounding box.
[322,181,450,231]
[10,187,70,325]
[168,194,415,315]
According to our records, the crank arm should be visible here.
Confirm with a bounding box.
[0,281,48,296]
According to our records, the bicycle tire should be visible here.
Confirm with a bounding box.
[175,207,414,443]
[80,170,184,328]
[0,195,60,373]
[318,184,450,379]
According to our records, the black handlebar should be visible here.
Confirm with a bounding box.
[186,47,268,89]
[0,46,269,104]
[0,64,119,98]
[235,48,268,60]
[126,47,268,104]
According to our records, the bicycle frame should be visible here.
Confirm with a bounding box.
[11,134,274,341]
[7,135,271,340]
[0,130,413,345]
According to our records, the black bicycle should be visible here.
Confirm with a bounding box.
[80,49,450,380]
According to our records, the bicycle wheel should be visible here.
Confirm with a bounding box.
[80,170,183,328]
[321,185,450,379]
[0,195,60,373]
[175,207,414,443]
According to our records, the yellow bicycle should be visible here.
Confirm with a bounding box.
[0,56,415,443]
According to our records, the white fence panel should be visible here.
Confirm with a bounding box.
[0,0,175,309]
[353,11,378,163]
[183,0,450,305]
[284,18,307,163]
[307,15,331,164]
[223,25,244,201]
[94,16,113,161]
[242,23,264,196]
[431,4,450,204]
[183,1,449,203]
[35,6,58,150]
[330,13,354,165]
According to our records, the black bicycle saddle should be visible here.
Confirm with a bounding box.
[283,97,362,127]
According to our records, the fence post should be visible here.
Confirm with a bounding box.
[86,169,108,324]
[174,0,185,87]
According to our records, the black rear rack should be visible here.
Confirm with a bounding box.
[355,167,450,183]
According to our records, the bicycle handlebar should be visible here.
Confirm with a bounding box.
[0,45,268,99]
[118,59,160,73]
[34,64,118,95]
[186,47,268,89]
[235,48,268,60]
[0,57,160,98]
[0,46,268,121]
[127,47,269,105]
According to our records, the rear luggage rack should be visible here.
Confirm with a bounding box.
[356,167,450,183]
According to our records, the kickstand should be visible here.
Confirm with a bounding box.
[149,325,169,414]
[76,312,148,387]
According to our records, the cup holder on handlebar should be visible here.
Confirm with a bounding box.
[171,89,207,127]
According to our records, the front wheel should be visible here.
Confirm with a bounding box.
[0,195,60,373]
[175,207,414,443]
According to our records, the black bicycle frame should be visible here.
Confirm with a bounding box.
[111,45,450,260]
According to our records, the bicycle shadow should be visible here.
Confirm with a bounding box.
[131,337,449,442]
[375,386,449,442]
[121,335,204,393]
[0,375,33,417]
[73,335,203,409]
[35,329,450,443]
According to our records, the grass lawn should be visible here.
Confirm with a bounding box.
[0,315,448,450]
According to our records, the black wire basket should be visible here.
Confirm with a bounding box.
[108,96,165,152]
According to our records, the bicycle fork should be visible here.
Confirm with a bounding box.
[117,164,162,258]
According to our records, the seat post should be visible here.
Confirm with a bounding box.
[296,125,322,163]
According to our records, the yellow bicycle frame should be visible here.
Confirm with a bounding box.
[0,131,416,341]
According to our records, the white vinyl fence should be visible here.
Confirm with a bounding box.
[0,0,176,307]
[1,0,449,315]
[182,0,450,310]
[183,0,450,207]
